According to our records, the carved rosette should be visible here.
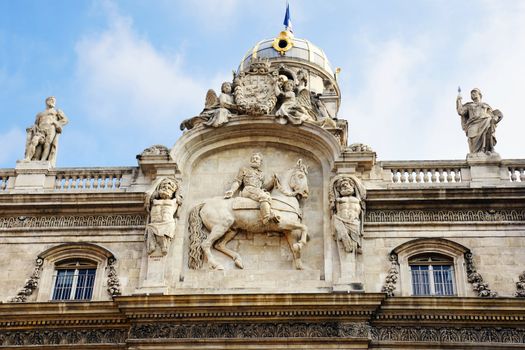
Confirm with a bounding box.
[234,60,278,115]
[381,253,399,297]
[9,257,44,303]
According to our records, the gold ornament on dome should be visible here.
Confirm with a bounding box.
[272,30,294,55]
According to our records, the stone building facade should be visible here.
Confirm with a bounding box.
[0,27,524,349]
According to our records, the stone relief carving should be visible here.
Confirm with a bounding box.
[456,88,503,155]
[144,177,182,256]
[464,251,497,297]
[0,328,127,346]
[329,175,366,254]
[24,96,69,165]
[381,253,399,297]
[366,209,525,223]
[188,156,310,270]
[140,144,170,157]
[130,321,369,339]
[348,143,373,152]
[234,60,279,116]
[180,82,238,131]
[106,257,121,297]
[371,326,525,344]
[515,271,525,297]
[0,214,146,229]
[8,257,44,303]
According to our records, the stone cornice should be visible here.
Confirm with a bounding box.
[0,192,144,214]
[0,301,127,328]
[115,293,386,322]
[374,297,525,326]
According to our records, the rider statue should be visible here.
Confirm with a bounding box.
[224,153,280,225]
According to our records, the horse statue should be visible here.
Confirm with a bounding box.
[188,159,310,270]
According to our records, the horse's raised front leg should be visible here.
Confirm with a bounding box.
[214,229,244,269]
[201,223,231,270]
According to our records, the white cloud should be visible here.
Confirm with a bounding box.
[340,1,525,161]
[74,7,207,134]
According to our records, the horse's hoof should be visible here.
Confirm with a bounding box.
[234,258,244,269]
[292,242,302,253]
[211,263,224,270]
[295,261,304,270]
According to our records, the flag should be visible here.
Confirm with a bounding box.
[283,3,293,33]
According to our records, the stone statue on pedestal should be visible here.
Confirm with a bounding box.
[24,96,69,165]
[456,88,503,155]
[144,177,182,256]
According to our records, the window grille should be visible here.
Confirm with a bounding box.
[51,259,96,301]
[409,254,455,296]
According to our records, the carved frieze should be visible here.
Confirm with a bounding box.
[0,328,127,346]
[0,214,146,229]
[366,209,525,223]
[371,326,525,344]
[130,321,369,339]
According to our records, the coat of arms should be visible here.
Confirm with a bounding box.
[234,59,278,115]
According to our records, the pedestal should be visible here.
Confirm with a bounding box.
[136,253,169,295]
[13,160,51,191]
[333,241,364,293]
[467,152,501,187]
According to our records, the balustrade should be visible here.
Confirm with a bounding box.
[509,167,525,182]
[53,168,132,191]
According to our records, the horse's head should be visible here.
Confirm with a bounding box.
[288,159,309,199]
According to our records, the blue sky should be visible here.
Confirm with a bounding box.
[1,0,524,168]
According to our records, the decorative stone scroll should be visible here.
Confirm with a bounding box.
[381,253,399,297]
[130,321,369,339]
[366,209,525,223]
[464,251,497,297]
[348,143,373,152]
[515,271,525,297]
[106,257,121,297]
[140,144,170,157]
[0,214,146,229]
[9,257,43,303]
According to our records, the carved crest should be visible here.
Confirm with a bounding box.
[234,59,278,115]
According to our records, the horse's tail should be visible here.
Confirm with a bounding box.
[188,203,207,269]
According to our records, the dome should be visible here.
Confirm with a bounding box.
[239,31,335,77]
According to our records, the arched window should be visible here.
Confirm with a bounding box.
[51,258,97,301]
[391,238,469,297]
[409,253,455,296]
[35,243,117,302]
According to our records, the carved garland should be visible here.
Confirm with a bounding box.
[107,257,121,297]
[9,258,44,303]
[0,214,146,229]
[464,251,497,297]
[381,253,399,297]
[515,271,525,297]
[366,209,525,223]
